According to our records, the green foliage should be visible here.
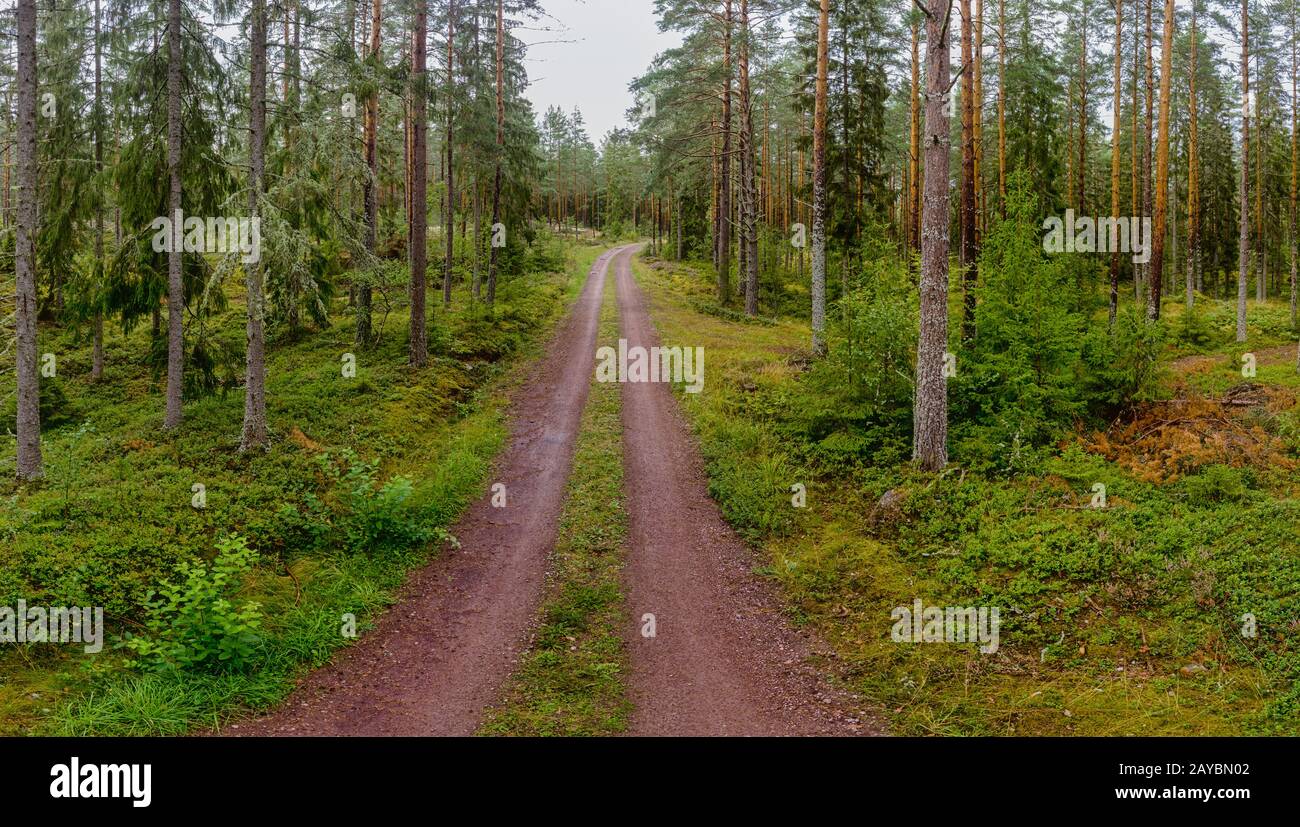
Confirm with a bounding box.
[1182,464,1251,505]
[319,450,443,556]
[1080,306,1166,414]
[954,172,1085,456]
[123,536,264,674]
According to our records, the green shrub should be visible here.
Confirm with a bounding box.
[323,450,444,555]
[123,536,264,674]
[1183,464,1250,505]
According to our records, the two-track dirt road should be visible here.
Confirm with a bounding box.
[229,243,875,737]
[230,246,632,736]
[614,250,874,736]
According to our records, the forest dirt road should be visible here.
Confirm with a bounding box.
[227,246,632,736]
[614,251,877,736]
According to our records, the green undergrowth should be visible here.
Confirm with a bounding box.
[0,239,611,735]
[632,252,1300,736]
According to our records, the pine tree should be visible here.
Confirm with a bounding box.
[914,0,951,471]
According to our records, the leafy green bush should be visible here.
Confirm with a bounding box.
[123,536,264,674]
[323,450,443,555]
[1182,464,1250,505]
[954,171,1085,449]
[1080,305,1165,414]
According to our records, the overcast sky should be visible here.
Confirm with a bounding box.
[518,0,682,146]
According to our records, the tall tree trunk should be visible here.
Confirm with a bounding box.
[242,0,269,451]
[1131,0,1140,300]
[910,20,922,261]
[719,0,734,304]
[164,0,184,430]
[1141,0,1153,305]
[915,0,951,472]
[1187,0,1199,310]
[1149,0,1174,320]
[997,0,1006,214]
[488,0,503,306]
[740,0,758,316]
[1110,0,1122,326]
[93,0,105,381]
[15,0,41,480]
[1239,0,1250,342]
[1077,0,1088,211]
[811,0,829,355]
[359,0,381,345]
[960,0,978,342]
[1256,50,1266,304]
[410,0,428,365]
[1291,3,1298,327]
[974,0,984,236]
[444,0,456,308]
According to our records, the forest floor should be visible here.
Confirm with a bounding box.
[0,237,606,735]
[5,238,1297,737]
[635,253,1300,736]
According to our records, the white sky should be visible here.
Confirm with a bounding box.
[518,0,682,145]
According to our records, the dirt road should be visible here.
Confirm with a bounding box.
[227,246,633,736]
[613,250,876,736]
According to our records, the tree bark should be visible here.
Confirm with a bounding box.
[960,0,977,342]
[15,0,41,480]
[359,0,381,345]
[811,0,829,355]
[740,0,758,316]
[241,0,269,451]
[488,0,504,306]
[93,0,105,381]
[1109,0,1122,326]
[444,0,456,308]
[1187,1,1199,310]
[409,0,428,366]
[164,0,184,430]
[1239,0,1250,342]
[910,20,922,261]
[1148,0,1174,321]
[915,0,951,472]
[719,0,734,304]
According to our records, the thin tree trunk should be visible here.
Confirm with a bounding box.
[164,0,184,430]
[974,0,984,236]
[960,0,978,342]
[410,0,428,365]
[1187,0,1199,310]
[1291,3,1298,327]
[1110,0,1122,326]
[1239,0,1250,342]
[810,0,829,355]
[1141,0,1153,304]
[1149,0,1174,321]
[359,0,381,345]
[15,0,41,479]
[910,20,921,261]
[488,0,503,306]
[719,0,734,304]
[1078,0,1088,211]
[915,0,951,472]
[93,0,105,381]
[740,0,758,316]
[242,0,269,451]
[444,0,456,308]
[997,0,1006,214]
